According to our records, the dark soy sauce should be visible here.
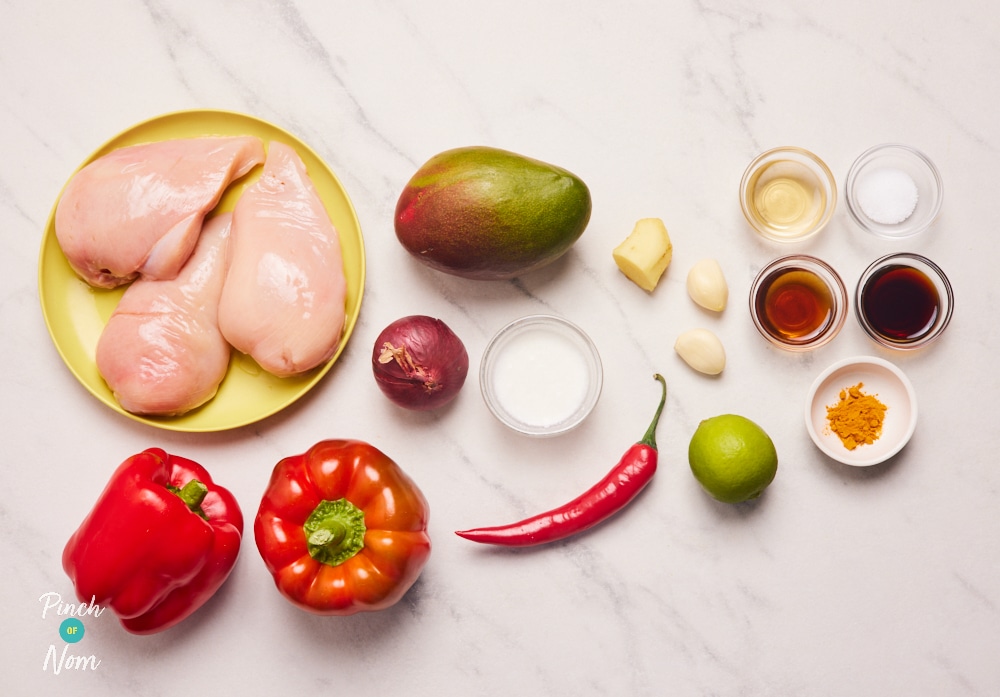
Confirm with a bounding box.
[860,265,939,342]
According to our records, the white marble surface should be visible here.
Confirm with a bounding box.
[3,1,999,694]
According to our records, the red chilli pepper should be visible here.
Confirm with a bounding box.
[456,373,666,547]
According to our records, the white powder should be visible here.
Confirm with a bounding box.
[856,167,919,225]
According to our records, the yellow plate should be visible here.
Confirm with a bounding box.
[38,110,366,432]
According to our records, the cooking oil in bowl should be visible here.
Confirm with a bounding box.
[740,147,837,242]
[746,160,827,237]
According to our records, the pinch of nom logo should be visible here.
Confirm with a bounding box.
[39,592,104,675]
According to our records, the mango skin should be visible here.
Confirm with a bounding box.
[394,146,592,280]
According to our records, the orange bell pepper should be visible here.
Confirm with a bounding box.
[254,439,431,615]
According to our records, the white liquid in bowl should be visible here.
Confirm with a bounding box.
[492,328,589,427]
[481,315,602,436]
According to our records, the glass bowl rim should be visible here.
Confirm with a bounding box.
[853,251,954,350]
[739,145,838,243]
[749,254,849,351]
[479,314,604,437]
[844,142,943,238]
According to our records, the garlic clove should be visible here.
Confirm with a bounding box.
[686,258,728,312]
[674,328,726,375]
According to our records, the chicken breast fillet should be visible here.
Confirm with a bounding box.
[96,213,234,416]
[218,141,347,377]
[56,136,265,288]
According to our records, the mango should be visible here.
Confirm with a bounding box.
[394,146,592,280]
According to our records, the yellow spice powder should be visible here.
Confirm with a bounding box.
[825,382,888,450]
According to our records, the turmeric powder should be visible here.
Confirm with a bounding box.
[825,382,887,450]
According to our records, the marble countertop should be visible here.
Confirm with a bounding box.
[4,1,998,694]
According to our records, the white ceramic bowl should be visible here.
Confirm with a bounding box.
[804,356,917,466]
[480,315,603,437]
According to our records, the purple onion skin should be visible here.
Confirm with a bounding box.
[372,315,469,411]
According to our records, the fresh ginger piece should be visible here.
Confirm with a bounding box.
[613,218,673,291]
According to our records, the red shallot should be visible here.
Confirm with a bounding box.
[372,315,469,410]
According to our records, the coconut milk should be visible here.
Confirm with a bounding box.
[491,327,590,428]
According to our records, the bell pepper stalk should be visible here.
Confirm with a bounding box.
[456,373,666,546]
[254,439,431,615]
[62,448,243,635]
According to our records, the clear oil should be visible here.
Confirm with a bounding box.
[746,160,827,239]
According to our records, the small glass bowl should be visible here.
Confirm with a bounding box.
[855,252,954,350]
[845,144,942,238]
[480,315,603,437]
[749,255,848,351]
[740,146,837,243]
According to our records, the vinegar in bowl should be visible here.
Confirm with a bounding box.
[750,255,848,351]
[756,267,834,343]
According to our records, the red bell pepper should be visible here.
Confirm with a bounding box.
[255,439,431,615]
[62,448,243,635]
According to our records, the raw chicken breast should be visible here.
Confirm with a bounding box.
[96,213,234,416]
[218,141,347,377]
[56,136,265,288]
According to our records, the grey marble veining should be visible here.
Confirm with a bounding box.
[2,0,999,695]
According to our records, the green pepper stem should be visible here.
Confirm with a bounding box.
[169,479,209,519]
[638,373,667,450]
[304,499,367,567]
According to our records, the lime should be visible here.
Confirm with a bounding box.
[688,414,778,503]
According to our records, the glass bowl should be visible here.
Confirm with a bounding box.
[480,315,603,437]
[855,252,954,350]
[749,255,848,351]
[805,356,917,467]
[845,144,942,238]
[740,146,837,243]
